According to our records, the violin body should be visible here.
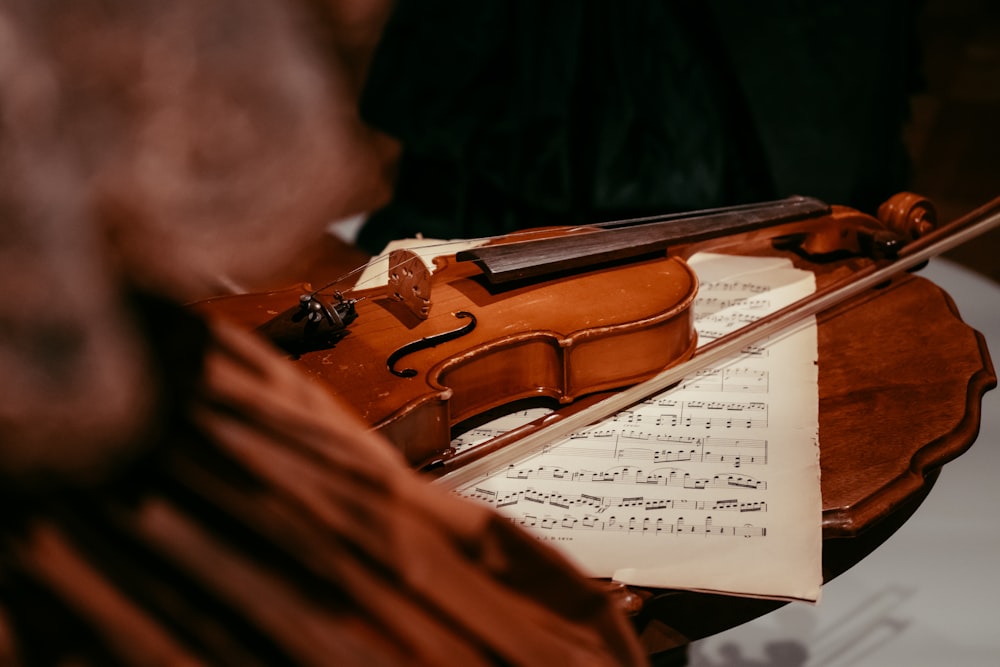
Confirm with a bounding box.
[194,193,942,468]
[195,249,698,466]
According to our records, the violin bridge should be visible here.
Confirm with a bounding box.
[387,249,432,320]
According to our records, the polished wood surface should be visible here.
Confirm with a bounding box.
[818,273,993,537]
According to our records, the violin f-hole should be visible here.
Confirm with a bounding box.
[387,311,478,378]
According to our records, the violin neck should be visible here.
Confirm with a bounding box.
[456,196,830,285]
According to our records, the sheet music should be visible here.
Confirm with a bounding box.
[359,245,822,601]
[450,253,822,601]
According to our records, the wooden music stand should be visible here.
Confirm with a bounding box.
[627,270,996,657]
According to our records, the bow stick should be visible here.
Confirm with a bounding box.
[433,196,1000,489]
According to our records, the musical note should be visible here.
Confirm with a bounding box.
[463,487,770,515]
[499,464,770,490]
[509,513,767,537]
[694,295,772,315]
[679,367,768,393]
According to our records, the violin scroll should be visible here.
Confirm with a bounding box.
[877,192,937,241]
[777,192,936,262]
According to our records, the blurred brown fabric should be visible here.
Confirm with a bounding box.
[0,0,398,480]
[1,309,644,665]
[0,1,644,663]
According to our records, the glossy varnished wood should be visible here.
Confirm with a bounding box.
[817,272,994,537]
[195,252,699,467]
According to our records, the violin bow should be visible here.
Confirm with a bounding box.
[433,195,1000,490]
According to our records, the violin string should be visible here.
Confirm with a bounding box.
[303,239,464,298]
[305,227,597,298]
[305,197,820,298]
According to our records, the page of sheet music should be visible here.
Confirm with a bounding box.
[450,253,823,602]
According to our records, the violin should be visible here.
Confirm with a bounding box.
[192,191,990,474]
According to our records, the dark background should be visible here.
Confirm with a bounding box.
[912,0,1000,282]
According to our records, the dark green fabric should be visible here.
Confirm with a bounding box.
[711,1,922,215]
[358,0,920,253]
